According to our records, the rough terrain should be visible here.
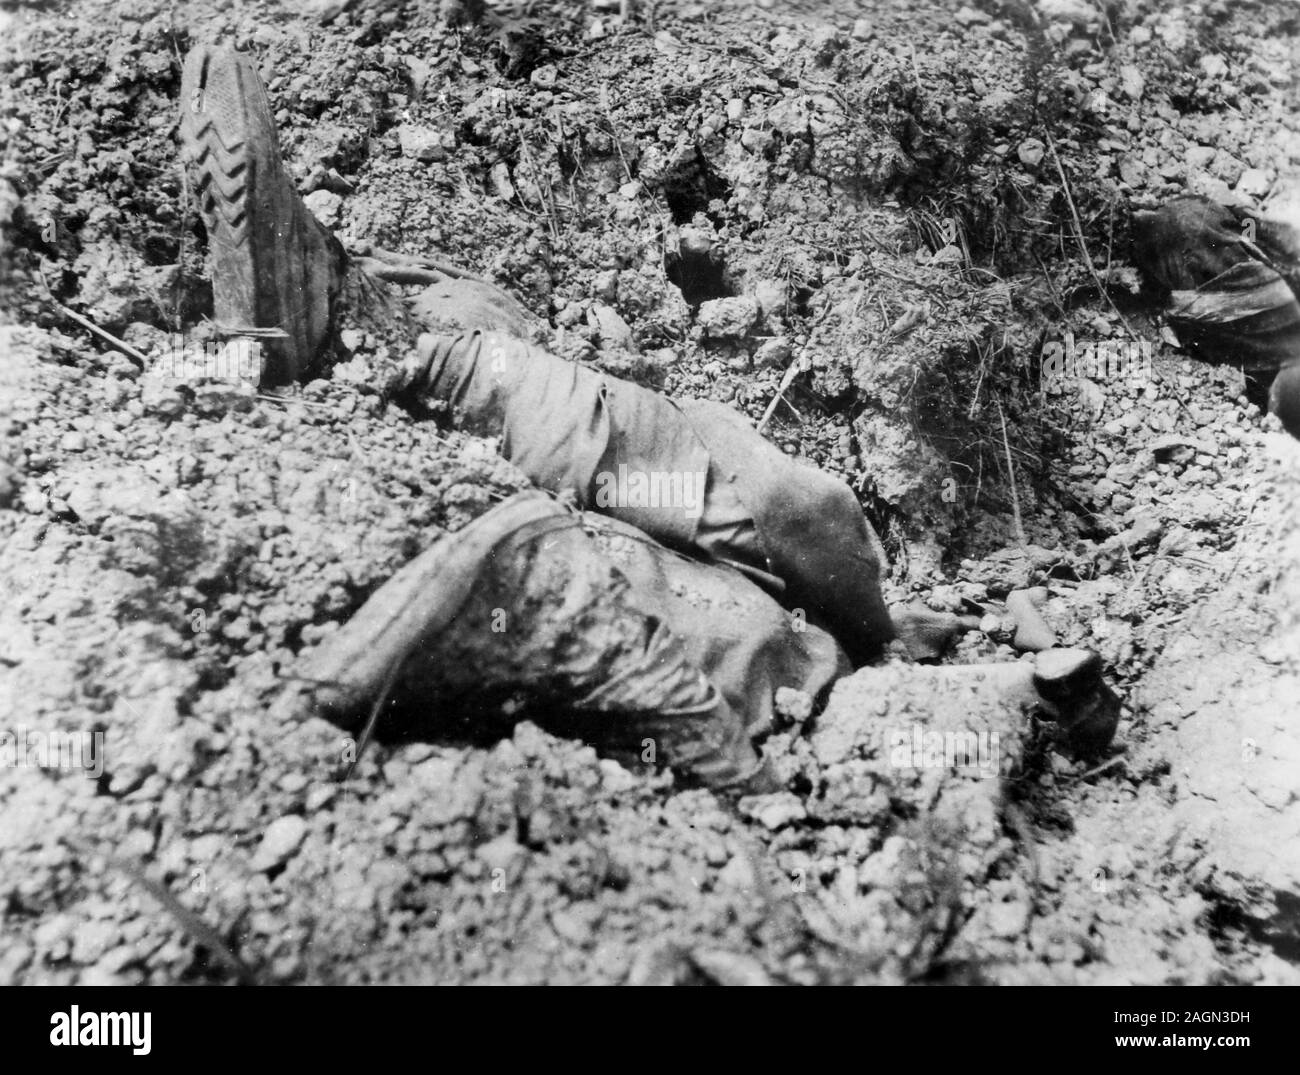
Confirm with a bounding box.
[0,0,1297,984]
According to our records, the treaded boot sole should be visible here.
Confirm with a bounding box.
[180,45,344,383]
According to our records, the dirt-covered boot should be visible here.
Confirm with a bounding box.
[1270,361,1300,437]
[920,647,1121,755]
[1031,647,1122,754]
[179,44,347,384]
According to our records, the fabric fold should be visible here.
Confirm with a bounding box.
[405,330,894,664]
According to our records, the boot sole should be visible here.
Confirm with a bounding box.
[180,45,343,382]
[181,47,271,333]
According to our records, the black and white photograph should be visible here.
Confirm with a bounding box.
[0,0,1296,1029]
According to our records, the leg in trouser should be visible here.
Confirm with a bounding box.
[403,331,896,664]
[275,492,778,788]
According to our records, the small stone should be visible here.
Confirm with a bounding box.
[1126,514,1163,547]
[1199,54,1229,80]
[809,25,840,52]
[140,379,185,418]
[0,461,21,508]
[550,908,590,944]
[71,919,119,964]
[1118,64,1145,100]
[738,791,806,830]
[33,914,76,959]
[303,189,343,228]
[644,347,681,372]
[279,772,309,794]
[477,834,522,871]
[717,853,757,890]
[192,381,256,415]
[59,431,87,452]
[305,786,336,812]
[250,814,307,872]
[530,64,558,90]
[774,686,812,722]
[753,337,792,369]
[754,278,787,321]
[397,124,449,163]
[489,161,516,201]
[592,269,619,303]
[985,896,1030,938]
[101,348,142,378]
[851,17,872,39]
[679,224,713,257]
[1018,139,1045,168]
[1236,168,1272,199]
[1038,0,1097,27]
[92,945,138,977]
[587,304,635,350]
[691,949,772,986]
[697,296,759,339]
[598,758,637,793]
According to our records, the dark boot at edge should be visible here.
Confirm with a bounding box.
[180,44,347,385]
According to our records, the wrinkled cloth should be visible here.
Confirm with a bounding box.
[1132,196,1300,373]
[410,330,708,550]
[409,277,537,338]
[277,491,846,787]
[584,512,848,742]
[404,330,894,663]
[1165,260,1300,371]
[677,397,893,666]
[1132,196,1300,294]
[1132,196,1300,437]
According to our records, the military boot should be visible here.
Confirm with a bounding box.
[180,44,347,384]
